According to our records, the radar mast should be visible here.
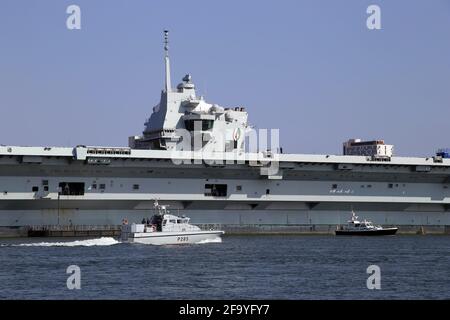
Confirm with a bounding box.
[164,30,172,93]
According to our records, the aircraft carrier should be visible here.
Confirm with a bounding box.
[1,31,449,236]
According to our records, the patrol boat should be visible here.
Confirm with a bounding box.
[120,200,224,245]
[335,210,398,236]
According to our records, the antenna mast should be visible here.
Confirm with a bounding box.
[164,30,172,93]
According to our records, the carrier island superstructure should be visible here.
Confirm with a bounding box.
[1,31,449,235]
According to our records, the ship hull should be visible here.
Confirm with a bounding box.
[123,230,224,245]
[0,206,448,236]
[335,227,398,236]
[0,205,449,227]
[1,145,450,235]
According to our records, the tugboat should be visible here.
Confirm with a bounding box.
[335,210,398,236]
[120,200,224,245]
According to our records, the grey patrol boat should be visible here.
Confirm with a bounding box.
[120,200,224,245]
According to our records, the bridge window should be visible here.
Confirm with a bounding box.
[332,184,338,189]
[185,120,214,131]
[32,186,39,192]
[133,184,140,190]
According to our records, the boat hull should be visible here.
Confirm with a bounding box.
[123,230,224,245]
[335,228,398,236]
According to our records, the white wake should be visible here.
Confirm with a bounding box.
[11,237,120,247]
[195,237,222,244]
[2,236,221,247]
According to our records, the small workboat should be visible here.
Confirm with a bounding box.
[120,200,224,245]
[335,210,398,236]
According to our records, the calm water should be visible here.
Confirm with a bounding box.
[0,235,449,299]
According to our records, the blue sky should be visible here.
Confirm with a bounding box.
[0,0,449,156]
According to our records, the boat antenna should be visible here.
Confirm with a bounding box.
[350,205,357,220]
[163,30,172,93]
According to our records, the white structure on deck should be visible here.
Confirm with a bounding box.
[129,30,249,155]
[343,139,394,158]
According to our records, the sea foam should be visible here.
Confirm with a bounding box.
[11,237,120,247]
[195,237,222,244]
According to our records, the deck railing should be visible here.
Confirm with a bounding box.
[27,225,121,232]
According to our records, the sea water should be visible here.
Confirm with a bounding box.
[0,235,449,299]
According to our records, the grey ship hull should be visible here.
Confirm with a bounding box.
[1,145,449,235]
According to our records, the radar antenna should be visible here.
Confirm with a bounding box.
[163,30,172,93]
